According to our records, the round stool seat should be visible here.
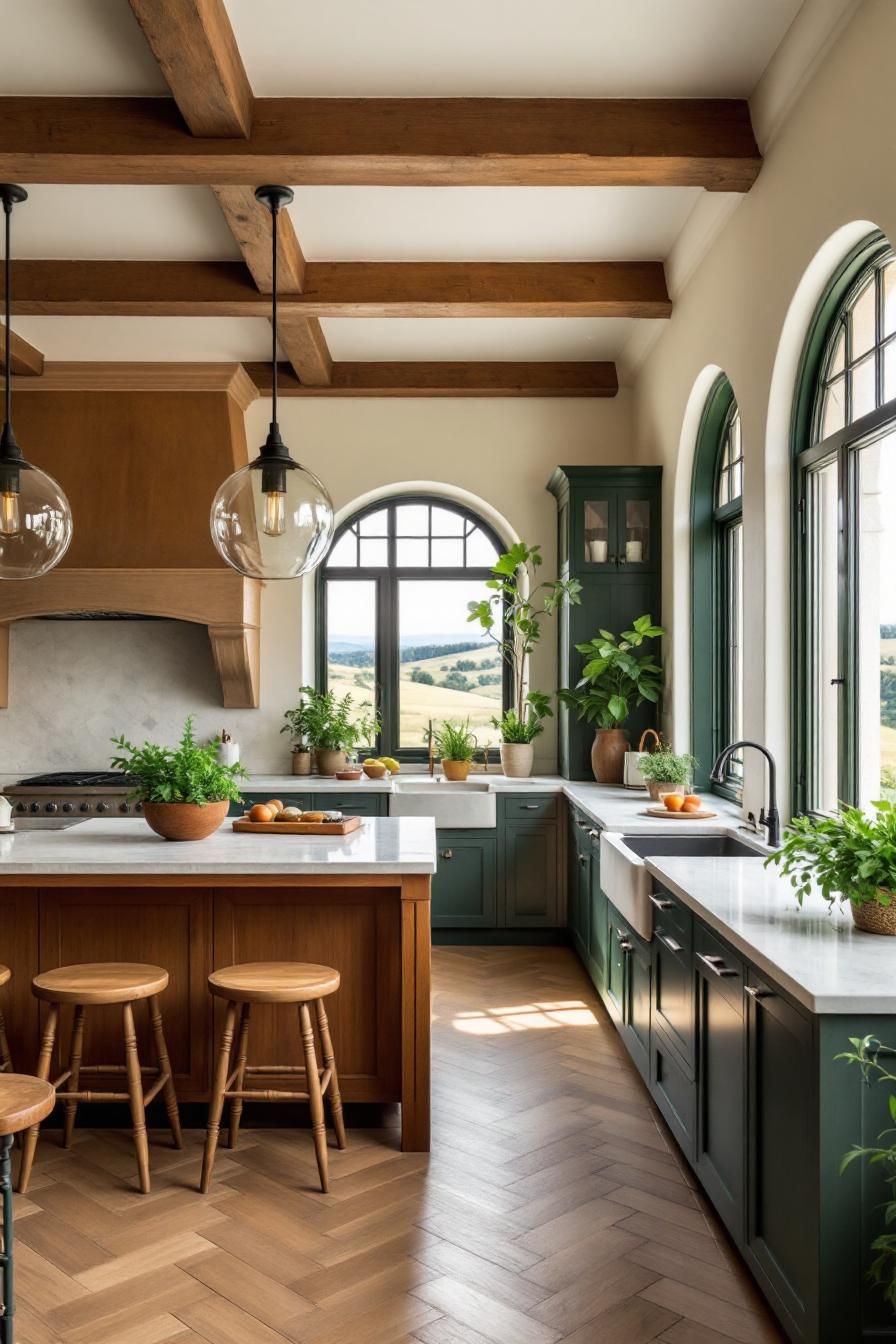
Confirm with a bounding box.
[0,1075,55,1137]
[32,963,169,1005]
[208,962,340,1003]
[0,965,10,990]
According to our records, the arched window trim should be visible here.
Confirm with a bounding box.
[691,374,743,796]
[315,493,511,761]
[792,230,894,815]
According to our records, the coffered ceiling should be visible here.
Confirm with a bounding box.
[0,0,815,395]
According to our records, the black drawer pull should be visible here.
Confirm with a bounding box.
[520,803,539,810]
[659,933,682,953]
[618,929,634,953]
[589,829,600,838]
[440,849,453,860]
[578,854,588,867]
[649,894,673,910]
[744,984,773,1000]
[698,953,738,978]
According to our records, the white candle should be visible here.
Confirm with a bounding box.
[590,539,608,563]
[625,540,643,563]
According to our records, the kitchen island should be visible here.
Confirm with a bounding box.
[0,816,435,1150]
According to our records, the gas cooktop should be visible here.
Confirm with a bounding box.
[15,771,137,788]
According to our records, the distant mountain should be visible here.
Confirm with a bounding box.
[328,632,489,653]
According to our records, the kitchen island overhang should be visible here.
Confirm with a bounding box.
[0,816,435,1152]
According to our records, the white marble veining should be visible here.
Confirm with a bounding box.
[0,816,436,876]
[645,856,896,1014]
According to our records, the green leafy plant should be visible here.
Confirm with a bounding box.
[293,686,380,755]
[493,694,553,745]
[110,716,246,806]
[433,718,478,762]
[280,689,312,748]
[837,1035,896,1311]
[639,749,696,786]
[558,615,665,729]
[467,541,580,742]
[765,800,896,909]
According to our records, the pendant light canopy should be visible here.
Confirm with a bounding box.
[211,186,334,580]
[0,185,73,581]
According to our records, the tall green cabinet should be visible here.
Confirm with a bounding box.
[548,466,662,780]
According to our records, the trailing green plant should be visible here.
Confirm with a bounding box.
[837,1035,896,1311]
[638,749,696,786]
[467,541,580,740]
[280,689,312,748]
[433,718,478,762]
[292,686,380,755]
[492,692,553,745]
[110,716,247,806]
[558,615,664,730]
[765,800,896,909]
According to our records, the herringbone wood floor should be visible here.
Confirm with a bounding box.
[12,947,785,1344]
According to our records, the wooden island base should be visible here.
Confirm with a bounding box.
[0,873,432,1152]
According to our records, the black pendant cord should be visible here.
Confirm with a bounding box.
[270,196,279,429]
[3,195,10,435]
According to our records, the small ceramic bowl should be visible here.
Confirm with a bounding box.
[362,762,387,779]
[335,769,363,781]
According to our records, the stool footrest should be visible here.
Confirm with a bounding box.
[142,1071,170,1106]
[225,1088,311,1102]
[56,1090,130,1103]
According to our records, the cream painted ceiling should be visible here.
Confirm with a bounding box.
[0,0,808,369]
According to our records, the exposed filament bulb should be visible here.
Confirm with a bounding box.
[262,489,286,537]
[0,490,20,537]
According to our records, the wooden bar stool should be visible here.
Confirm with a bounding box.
[0,1077,55,1343]
[200,962,346,1195]
[0,969,13,1075]
[17,963,182,1196]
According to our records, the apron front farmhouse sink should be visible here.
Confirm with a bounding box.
[389,778,496,829]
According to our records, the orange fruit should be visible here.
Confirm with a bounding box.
[249,803,273,823]
[266,798,284,814]
[682,795,701,808]
[681,800,702,813]
[663,793,685,812]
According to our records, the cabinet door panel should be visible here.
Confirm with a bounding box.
[432,834,497,928]
[653,927,694,1069]
[605,918,627,1024]
[746,978,815,1336]
[504,823,559,927]
[624,935,651,1082]
[651,1028,695,1161]
[696,951,745,1241]
[588,844,607,992]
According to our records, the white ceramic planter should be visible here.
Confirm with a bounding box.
[500,742,534,778]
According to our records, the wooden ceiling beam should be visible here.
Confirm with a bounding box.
[4,260,671,319]
[212,186,305,291]
[245,361,618,398]
[0,97,761,190]
[127,0,253,138]
[2,329,44,376]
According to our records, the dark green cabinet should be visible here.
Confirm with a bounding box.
[652,895,695,1070]
[651,1025,696,1161]
[695,925,745,1242]
[604,900,650,1082]
[568,809,592,959]
[548,466,662,780]
[232,791,387,818]
[503,821,559,927]
[587,836,607,993]
[431,831,497,928]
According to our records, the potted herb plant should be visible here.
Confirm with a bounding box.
[558,615,664,784]
[297,685,380,776]
[433,719,478,782]
[110,716,246,841]
[639,748,697,801]
[766,800,896,935]
[467,540,580,778]
[280,691,312,776]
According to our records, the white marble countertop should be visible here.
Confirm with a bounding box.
[0,816,437,876]
[645,856,896,1014]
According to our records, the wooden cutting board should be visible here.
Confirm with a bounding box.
[232,815,363,836]
[642,806,718,820]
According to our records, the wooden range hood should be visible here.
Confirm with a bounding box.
[0,364,262,708]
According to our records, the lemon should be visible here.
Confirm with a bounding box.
[363,757,380,766]
[381,757,400,773]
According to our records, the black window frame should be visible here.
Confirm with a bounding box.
[316,495,511,762]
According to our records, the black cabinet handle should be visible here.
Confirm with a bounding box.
[698,953,738,978]
[440,849,453,860]
[745,984,773,1000]
[520,803,539,810]
[589,829,600,838]
[578,854,588,867]
[659,933,682,953]
[648,894,673,910]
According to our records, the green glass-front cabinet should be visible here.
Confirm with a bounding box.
[548,467,662,780]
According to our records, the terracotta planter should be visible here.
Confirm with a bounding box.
[591,729,630,784]
[442,759,472,782]
[315,748,347,777]
[291,749,312,776]
[142,800,229,842]
[851,893,896,935]
[500,743,534,778]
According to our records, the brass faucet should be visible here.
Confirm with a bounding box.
[427,720,436,777]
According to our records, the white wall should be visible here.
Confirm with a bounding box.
[632,0,896,818]
[0,394,633,777]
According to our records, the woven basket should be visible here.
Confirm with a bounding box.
[851,893,896,936]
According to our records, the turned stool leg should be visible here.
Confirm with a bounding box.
[228,1003,251,1151]
[148,994,183,1151]
[315,997,346,1151]
[123,1001,151,1195]
[17,1003,58,1195]
[200,1000,237,1193]
[299,1002,329,1193]
[0,1134,14,1344]
[62,1005,85,1150]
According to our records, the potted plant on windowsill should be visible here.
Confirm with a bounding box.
[433,719,478,782]
[639,748,697,802]
[280,691,312,775]
[297,686,380,776]
[558,615,664,784]
[766,800,896,935]
[110,716,247,841]
[467,540,580,779]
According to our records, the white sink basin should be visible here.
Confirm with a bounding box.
[390,778,496,828]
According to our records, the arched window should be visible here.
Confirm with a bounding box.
[795,236,896,812]
[691,375,743,795]
[317,496,509,759]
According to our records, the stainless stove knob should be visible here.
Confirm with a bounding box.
[62,803,73,813]
[96,802,109,814]
[79,803,90,813]
[30,803,40,813]
[15,803,25,813]
[119,802,130,814]
[45,803,58,814]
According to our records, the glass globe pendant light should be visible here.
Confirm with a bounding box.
[210,185,334,579]
[0,185,73,581]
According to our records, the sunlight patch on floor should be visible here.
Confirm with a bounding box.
[451,1000,598,1035]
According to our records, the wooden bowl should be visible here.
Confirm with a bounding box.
[362,763,387,779]
[335,769,363,781]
